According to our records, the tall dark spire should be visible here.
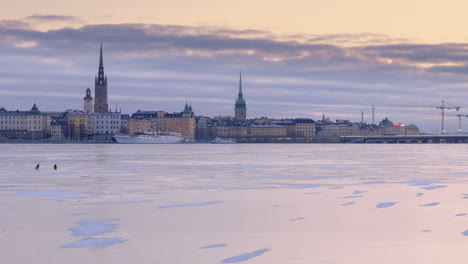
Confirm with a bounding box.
[235,72,246,109]
[96,43,106,85]
[238,71,243,97]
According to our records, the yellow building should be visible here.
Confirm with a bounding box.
[67,111,88,140]
[248,125,287,137]
[127,119,152,134]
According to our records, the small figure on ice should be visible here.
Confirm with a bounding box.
[54,164,57,170]
[35,164,40,170]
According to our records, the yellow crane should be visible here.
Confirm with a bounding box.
[387,100,461,134]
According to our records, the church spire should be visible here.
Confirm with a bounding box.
[234,71,247,121]
[96,43,106,85]
[238,71,243,97]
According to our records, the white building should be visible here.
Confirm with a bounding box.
[89,112,122,136]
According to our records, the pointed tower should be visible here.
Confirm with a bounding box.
[234,72,247,121]
[94,44,109,113]
[83,88,94,114]
[182,102,192,118]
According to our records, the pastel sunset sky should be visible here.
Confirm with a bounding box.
[2,0,468,132]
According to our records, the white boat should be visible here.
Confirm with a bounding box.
[114,131,185,144]
[210,137,236,144]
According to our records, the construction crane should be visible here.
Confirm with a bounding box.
[445,114,468,134]
[387,100,461,135]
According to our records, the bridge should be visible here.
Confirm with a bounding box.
[341,135,468,144]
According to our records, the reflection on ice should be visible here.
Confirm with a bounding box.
[456,213,466,216]
[420,202,439,207]
[341,202,355,206]
[17,190,88,197]
[402,180,436,186]
[361,180,386,184]
[421,185,447,190]
[376,202,398,208]
[340,195,364,199]
[60,237,127,248]
[353,190,367,194]
[289,217,306,221]
[221,248,270,263]
[68,213,89,216]
[69,218,119,236]
[287,184,320,189]
[157,201,222,209]
[93,200,151,205]
[199,244,228,249]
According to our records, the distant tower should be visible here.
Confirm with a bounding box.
[94,44,108,113]
[234,72,247,121]
[372,104,375,125]
[83,88,94,114]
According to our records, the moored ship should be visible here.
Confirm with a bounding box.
[114,131,185,144]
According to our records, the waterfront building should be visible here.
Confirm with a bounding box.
[213,116,233,122]
[214,123,248,137]
[67,110,88,140]
[294,118,316,136]
[0,107,28,139]
[127,119,152,134]
[405,124,420,135]
[89,112,122,140]
[248,125,287,137]
[234,73,247,121]
[50,116,68,141]
[317,124,360,137]
[381,125,405,136]
[271,120,296,136]
[195,116,209,139]
[83,88,94,114]
[128,104,195,137]
[94,44,109,113]
[131,110,165,119]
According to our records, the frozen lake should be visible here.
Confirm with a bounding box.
[2,144,468,263]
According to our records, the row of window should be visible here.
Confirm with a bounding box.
[0,116,40,119]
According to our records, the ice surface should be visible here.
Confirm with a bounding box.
[340,195,364,199]
[341,202,356,206]
[376,202,398,208]
[353,190,367,194]
[17,190,88,197]
[456,213,466,216]
[419,202,439,207]
[421,185,448,190]
[68,213,89,216]
[69,219,119,236]
[221,248,271,263]
[286,184,320,189]
[361,180,386,184]
[93,200,151,205]
[416,193,424,197]
[199,244,228,249]
[157,201,222,209]
[289,217,306,221]
[329,186,344,189]
[60,237,127,248]
[402,180,437,186]
[421,230,432,233]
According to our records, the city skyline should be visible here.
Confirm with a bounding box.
[2,2,468,133]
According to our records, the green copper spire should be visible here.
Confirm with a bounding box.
[235,72,246,109]
[183,102,191,114]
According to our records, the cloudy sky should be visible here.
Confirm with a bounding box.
[2,0,468,133]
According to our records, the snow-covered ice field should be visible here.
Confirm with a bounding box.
[2,144,468,263]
